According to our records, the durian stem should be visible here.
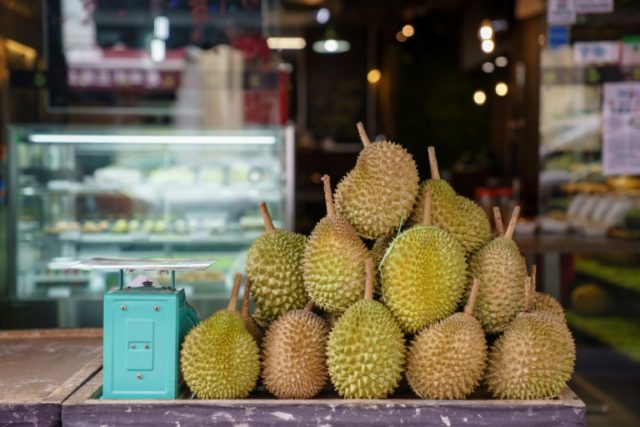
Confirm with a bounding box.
[464,279,481,316]
[364,258,374,301]
[530,264,537,292]
[493,206,505,237]
[356,122,371,147]
[427,146,440,180]
[241,277,251,318]
[321,175,336,218]
[259,202,276,233]
[227,273,242,312]
[304,300,315,312]
[524,276,533,312]
[422,186,432,226]
[504,205,521,240]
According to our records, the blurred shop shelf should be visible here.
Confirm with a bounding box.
[515,234,640,255]
[574,258,640,294]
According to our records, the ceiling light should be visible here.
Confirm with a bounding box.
[495,82,508,96]
[367,69,381,84]
[153,16,170,40]
[150,39,165,62]
[402,24,415,38]
[481,62,495,73]
[267,37,307,50]
[495,56,509,67]
[313,28,350,54]
[316,8,330,24]
[481,39,495,53]
[479,20,493,40]
[473,90,487,105]
[396,31,407,42]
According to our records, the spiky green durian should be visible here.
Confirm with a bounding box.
[241,277,263,344]
[486,279,576,399]
[528,264,565,320]
[181,276,260,399]
[262,302,329,399]
[407,279,487,399]
[381,188,467,333]
[468,206,527,334]
[334,122,419,239]
[327,259,405,399]
[303,175,372,313]
[410,147,491,254]
[246,202,308,321]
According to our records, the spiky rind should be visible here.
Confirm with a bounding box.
[327,300,406,399]
[303,216,372,313]
[532,292,565,320]
[262,309,329,399]
[181,311,260,399]
[469,238,527,334]
[486,311,576,400]
[335,141,419,240]
[411,180,491,254]
[381,226,467,333]
[246,230,308,321]
[407,313,487,399]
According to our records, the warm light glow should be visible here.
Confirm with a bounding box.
[267,37,307,50]
[481,62,495,73]
[367,69,381,84]
[312,39,350,53]
[396,31,407,42]
[481,39,495,53]
[150,39,165,62]
[402,24,415,38]
[495,56,509,67]
[324,39,339,52]
[5,39,36,62]
[495,82,508,96]
[28,135,277,145]
[316,8,330,24]
[473,90,487,105]
[479,25,493,40]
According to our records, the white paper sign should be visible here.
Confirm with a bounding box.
[547,0,576,25]
[602,83,640,176]
[573,41,620,65]
[575,0,614,14]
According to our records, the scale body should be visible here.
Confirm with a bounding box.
[69,258,213,399]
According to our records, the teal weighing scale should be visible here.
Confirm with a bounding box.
[69,258,213,399]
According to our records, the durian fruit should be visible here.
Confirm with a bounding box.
[334,122,419,239]
[410,147,491,254]
[246,202,308,321]
[303,175,372,313]
[407,279,487,399]
[529,264,565,320]
[571,282,611,315]
[262,301,329,399]
[381,187,467,333]
[468,206,527,334]
[241,277,264,344]
[486,277,576,400]
[327,259,406,399]
[180,275,260,399]
[370,234,393,294]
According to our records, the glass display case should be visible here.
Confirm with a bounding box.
[6,125,294,327]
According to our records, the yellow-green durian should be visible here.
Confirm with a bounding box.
[262,302,329,399]
[407,279,487,399]
[303,175,372,313]
[327,259,406,399]
[246,202,308,321]
[381,188,467,333]
[334,122,419,240]
[529,264,565,320]
[181,276,260,399]
[486,278,576,399]
[468,206,527,333]
[410,147,491,254]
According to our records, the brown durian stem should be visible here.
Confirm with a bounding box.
[493,206,505,237]
[227,273,242,312]
[530,264,537,292]
[241,277,251,318]
[524,276,533,312]
[364,258,374,301]
[356,121,371,147]
[259,202,276,233]
[504,205,521,240]
[304,300,315,312]
[321,175,336,218]
[464,279,481,316]
[422,186,432,226]
[427,146,440,180]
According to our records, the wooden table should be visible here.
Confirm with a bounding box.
[0,329,102,427]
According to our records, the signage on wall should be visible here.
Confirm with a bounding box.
[547,0,576,25]
[573,41,620,65]
[602,82,640,176]
[574,0,614,14]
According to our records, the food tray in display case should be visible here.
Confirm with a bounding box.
[6,125,295,328]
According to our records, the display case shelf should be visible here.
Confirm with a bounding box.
[574,258,640,294]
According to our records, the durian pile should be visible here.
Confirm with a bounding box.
[180,122,575,401]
